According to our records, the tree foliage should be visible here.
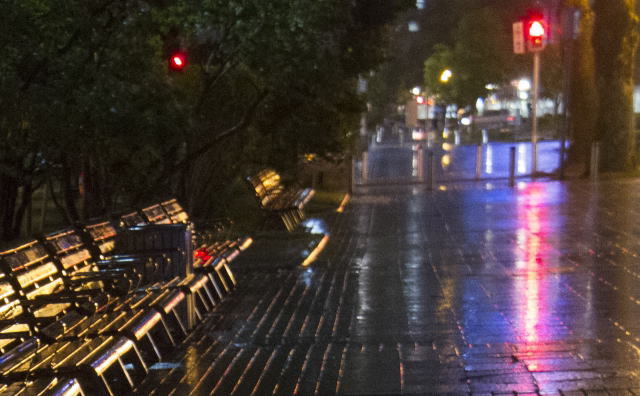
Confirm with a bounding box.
[422,7,519,107]
[0,0,407,240]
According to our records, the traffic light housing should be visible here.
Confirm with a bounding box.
[525,14,546,52]
[168,51,187,72]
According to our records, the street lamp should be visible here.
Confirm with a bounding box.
[440,69,453,83]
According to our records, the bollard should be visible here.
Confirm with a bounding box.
[427,150,435,191]
[532,140,538,177]
[509,146,516,187]
[417,146,425,182]
[475,144,482,180]
[362,151,369,183]
[482,129,489,144]
[590,142,600,181]
[559,138,566,180]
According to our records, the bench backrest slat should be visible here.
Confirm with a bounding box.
[161,199,190,224]
[248,168,287,207]
[84,221,118,255]
[43,230,95,275]
[0,240,70,351]
[142,204,172,224]
[120,211,148,228]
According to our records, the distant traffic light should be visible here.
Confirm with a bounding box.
[526,15,546,52]
[168,51,187,71]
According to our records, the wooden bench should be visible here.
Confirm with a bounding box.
[0,376,84,395]
[0,237,186,394]
[0,240,147,395]
[0,199,252,395]
[246,168,315,231]
[160,198,190,224]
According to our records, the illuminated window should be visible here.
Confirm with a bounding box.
[408,21,420,32]
[416,0,425,9]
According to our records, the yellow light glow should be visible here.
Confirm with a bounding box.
[440,69,453,83]
[336,194,351,213]
[301,234,330,267]
[441,154,451,169]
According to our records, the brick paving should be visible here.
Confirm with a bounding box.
[140,176,640,395]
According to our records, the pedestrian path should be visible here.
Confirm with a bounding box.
[141,177,640,394]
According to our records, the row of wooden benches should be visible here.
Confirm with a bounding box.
[0,199,252,395]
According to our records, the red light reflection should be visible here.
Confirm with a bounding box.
[515,184,548,344]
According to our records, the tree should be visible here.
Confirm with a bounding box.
[0,0,408,240]
[422,7,517,108]
[566,0,597,171]
[592,0,639,172]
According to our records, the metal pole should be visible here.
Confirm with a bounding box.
[427,150,435,191]
[509,146,517,187]
[532,51,540,175]
[417,146,424,183]
[362,151,369,183]
[591,142,600,181]
[475,144,482,180]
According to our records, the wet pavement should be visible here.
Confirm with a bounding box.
[141,142,640,395]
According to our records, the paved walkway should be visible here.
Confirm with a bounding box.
[139,173,640,395]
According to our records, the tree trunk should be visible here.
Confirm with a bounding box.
[592,0,639,172]
[566,0,598,172]
[0,174,19,241]
[61,157,79,225]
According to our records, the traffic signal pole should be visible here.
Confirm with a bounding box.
[532,51,540,175]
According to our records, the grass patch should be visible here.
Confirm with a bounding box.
[306,190,347,214]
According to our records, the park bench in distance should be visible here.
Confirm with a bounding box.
[246,168,315,231]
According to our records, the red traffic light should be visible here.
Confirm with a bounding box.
[168,52,187,71]
[526,17,546,52]
[416,96,425,104]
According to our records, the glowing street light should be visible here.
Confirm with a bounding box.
[440,69,453,83]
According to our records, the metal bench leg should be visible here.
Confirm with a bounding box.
[279,212,295,232]
[206,272,225,301]
[117,356,136,390]
[195,289,212,313]
[169,309,188,337]
[144,333,163,362]
[222,263,237,288]
[214,269,230,293]
[158,315,176,346]
[200,282,218,308]
[99,372,117,396]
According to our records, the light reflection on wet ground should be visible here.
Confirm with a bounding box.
[140,148,640,394]
[343,179,640,394]
[367,140,564,182]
